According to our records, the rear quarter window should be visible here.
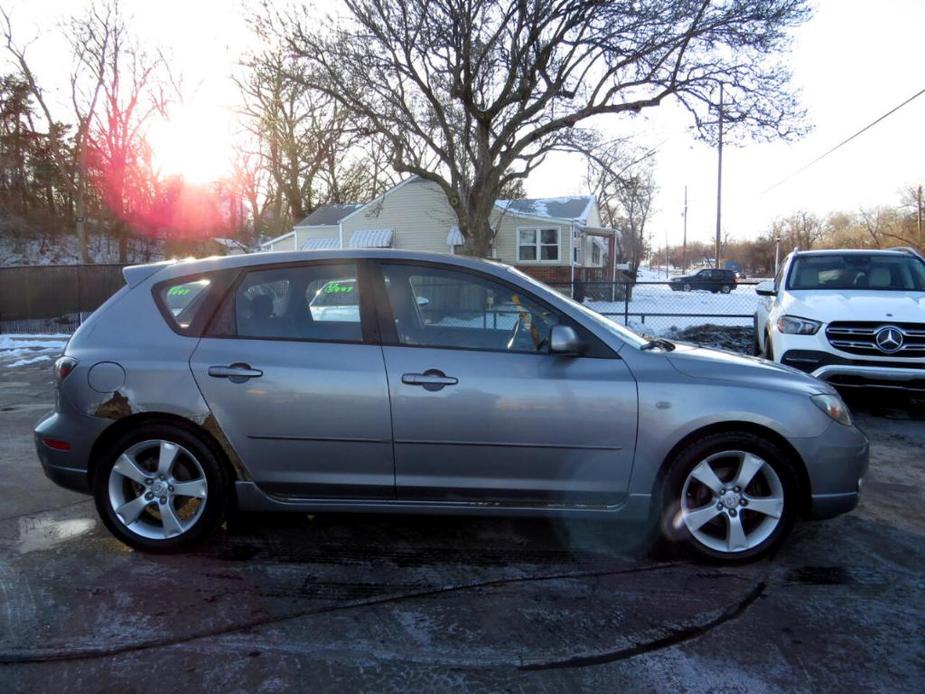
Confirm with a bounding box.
[153,271,237,335]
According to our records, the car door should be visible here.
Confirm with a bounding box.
[189,260,394,498]
[373,260,638,507]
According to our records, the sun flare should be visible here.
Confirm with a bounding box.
[147,104,236,185]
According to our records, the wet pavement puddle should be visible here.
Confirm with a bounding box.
[15,515,97,554]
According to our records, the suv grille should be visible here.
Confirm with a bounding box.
[826,321,925,358]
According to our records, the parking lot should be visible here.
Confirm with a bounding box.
[1,361,924,692]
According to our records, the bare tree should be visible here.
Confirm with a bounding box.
[1,8,73,218]
[68,0,169,262]
[773,210,824,250]
[279,0,809,256]
[236,42,404,239]
[585,139,658,266]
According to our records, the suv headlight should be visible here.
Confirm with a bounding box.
[777,315,821,335]
[811,394,852,427]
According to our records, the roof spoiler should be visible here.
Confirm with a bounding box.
[888,246,924,260]
[122,260,173,288]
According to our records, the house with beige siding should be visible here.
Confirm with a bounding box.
[260,176,620,286]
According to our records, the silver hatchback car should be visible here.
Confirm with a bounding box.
[35,250,868,561]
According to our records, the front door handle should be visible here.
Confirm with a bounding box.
[402,369,458,391]
[208,363,263,383]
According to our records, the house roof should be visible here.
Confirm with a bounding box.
[495,196,596,225]
[350,229,394,248]
[301,237,339,251]
[294,203,364,227]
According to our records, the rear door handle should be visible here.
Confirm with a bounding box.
[402,370,458,391]
[208,363,263,382]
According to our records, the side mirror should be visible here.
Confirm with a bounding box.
[549,325,586,355]
[755,280,776,297]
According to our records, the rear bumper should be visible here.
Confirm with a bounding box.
[34,410,110,495]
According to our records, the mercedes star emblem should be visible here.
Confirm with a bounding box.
[874,326,904,353]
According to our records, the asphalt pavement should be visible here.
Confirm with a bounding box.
[1,364,923,692]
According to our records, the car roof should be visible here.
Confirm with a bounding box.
[132,249,515,284]
[794,249,912,257]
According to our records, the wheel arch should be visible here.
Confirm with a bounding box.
[87,412,246,489]
[652,421,812,519]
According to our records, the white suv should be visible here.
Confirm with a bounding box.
[755,248,925,392]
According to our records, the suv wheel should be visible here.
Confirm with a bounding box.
[720,284,731,294]
[661,432,797,562]
[93,423,231,552]
[683,282,692,292]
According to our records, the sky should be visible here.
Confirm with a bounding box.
[3,0,924,247]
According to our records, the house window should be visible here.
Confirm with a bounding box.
[591,243,601,266]
[518,228,559,262]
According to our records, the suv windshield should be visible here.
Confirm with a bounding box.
[788,254,925,291]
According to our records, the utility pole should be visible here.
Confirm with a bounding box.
[917,184,923,242]
[715,83,724,270]
[682,185,688,273]
[664,229,669,278]
[774,236,781,274]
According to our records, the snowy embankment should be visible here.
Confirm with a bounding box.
[0,334,68,368]
[0,230,164,266]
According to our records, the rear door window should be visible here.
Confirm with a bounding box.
[210,263,364,342]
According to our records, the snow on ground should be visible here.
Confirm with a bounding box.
[0,334,68,369]
[586,265,762,337]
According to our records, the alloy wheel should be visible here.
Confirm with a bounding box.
[680,450,785,554]
[107,439,209,540]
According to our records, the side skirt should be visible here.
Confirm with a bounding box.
[234,481,652,522]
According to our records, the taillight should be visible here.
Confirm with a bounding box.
[54,356,78,382]
[42,438,71,451]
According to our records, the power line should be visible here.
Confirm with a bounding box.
[761,85,925,195]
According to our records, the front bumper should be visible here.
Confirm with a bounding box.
[34,410,111,495]
[788,420,870,520]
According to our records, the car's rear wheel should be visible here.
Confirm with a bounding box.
[661,432,797,562]
[93,423,231,552]
[683,283,692,292]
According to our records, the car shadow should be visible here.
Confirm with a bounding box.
[198,511,666,567]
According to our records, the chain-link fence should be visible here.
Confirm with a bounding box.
[0,264,126,334]
[549,279,764,352]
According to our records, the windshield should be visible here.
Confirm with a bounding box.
[506,266,650,348]
[788,254,925,291]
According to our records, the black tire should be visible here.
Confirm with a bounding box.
[683,283,692,292]
[659,431,799,563]
[763,331,774,360]
[720,285,731,294]
[93,422,232,553]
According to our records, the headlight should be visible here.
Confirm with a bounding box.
[777,315,821,335]
[811,393,853,426]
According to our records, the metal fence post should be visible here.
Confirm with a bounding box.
[623,283,630,325]
[76,265,82,327]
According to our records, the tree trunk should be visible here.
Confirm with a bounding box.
[457,181,499,258]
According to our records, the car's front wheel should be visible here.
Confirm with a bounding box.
[720,284,731,294]
[661,432,798,562]
[682,283,692,292]
[93,423,231,552]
